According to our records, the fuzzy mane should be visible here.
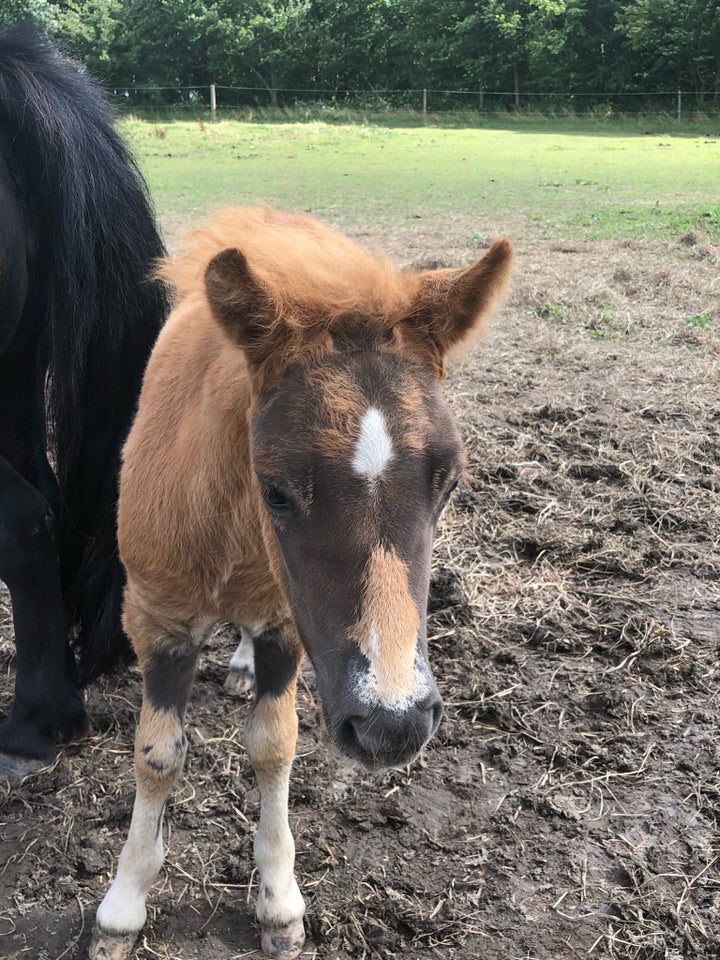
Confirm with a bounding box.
[160,207,420,328]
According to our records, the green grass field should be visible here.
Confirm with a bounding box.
[122,117,720,245]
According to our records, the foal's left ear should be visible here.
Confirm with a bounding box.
[407,237,513,362]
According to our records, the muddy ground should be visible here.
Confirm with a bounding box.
[1,225,719,960]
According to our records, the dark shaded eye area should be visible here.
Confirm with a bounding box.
[441,472,462,501]
[259,479,295,513]
[444,475,461,500]
[434,469,463,515]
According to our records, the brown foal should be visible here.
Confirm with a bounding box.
[90,207,512,960]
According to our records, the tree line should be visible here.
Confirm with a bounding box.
[3,1,719,104]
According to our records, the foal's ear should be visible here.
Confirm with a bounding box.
[407,237,513,363]
[204,248,277,363]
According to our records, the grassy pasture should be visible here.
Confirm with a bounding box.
[122,117,720,246]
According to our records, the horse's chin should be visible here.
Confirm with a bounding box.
[341,746,423,775]
[354,752,421,774]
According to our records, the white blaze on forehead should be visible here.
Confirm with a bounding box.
[352,406,393,482]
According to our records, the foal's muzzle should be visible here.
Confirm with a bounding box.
[333,692,444,770]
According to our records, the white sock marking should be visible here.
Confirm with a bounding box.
[352,407,393,483]
[96,792,165,934]
[229,628,255,673]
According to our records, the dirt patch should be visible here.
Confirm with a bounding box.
[1,233,719,960]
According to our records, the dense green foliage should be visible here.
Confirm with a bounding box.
[2,0,719,99]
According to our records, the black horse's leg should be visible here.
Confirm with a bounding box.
[0,454,88,780]
[0,152,85,780]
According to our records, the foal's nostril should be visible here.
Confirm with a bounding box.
[430,698,443,735]
[336,716,363,755]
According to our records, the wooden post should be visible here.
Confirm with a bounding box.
[513,64,520,109]
[479,81,484,112]
[210,83,217,123]
[677,88,682,125]
[422,88,427,116]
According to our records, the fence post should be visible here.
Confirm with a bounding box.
[677,88,682,125]
[422,88,427,116]
[210,83,217,122]
[479,81,484,111]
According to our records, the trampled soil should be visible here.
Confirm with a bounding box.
[1,228,719,960]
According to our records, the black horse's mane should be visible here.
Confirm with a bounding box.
[0,24,168,677]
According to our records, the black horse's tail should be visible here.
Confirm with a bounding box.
[0,25,168,680]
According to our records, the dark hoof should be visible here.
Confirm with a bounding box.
[260,919,305,959]
[0,752,52,785]
[59,714,92,744]
[0,691,89,772]
[88,925,139,960]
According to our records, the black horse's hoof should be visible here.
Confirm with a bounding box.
[0,702,90,784]
[58,714,92,744]
[0,752,52,785]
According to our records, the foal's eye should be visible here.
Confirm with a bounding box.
[261,482,293,513]
[445,477,460,498]
[439,474,461,509]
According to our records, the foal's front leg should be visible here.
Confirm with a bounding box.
[246,626,305,960]
[89,617,199,960]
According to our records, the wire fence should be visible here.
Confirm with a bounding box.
[111,83,720,122]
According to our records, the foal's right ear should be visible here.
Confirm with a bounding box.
[204,248,277,365]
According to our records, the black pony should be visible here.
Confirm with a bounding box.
[0,25,168,782]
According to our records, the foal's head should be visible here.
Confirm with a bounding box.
[205,210,512,770]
